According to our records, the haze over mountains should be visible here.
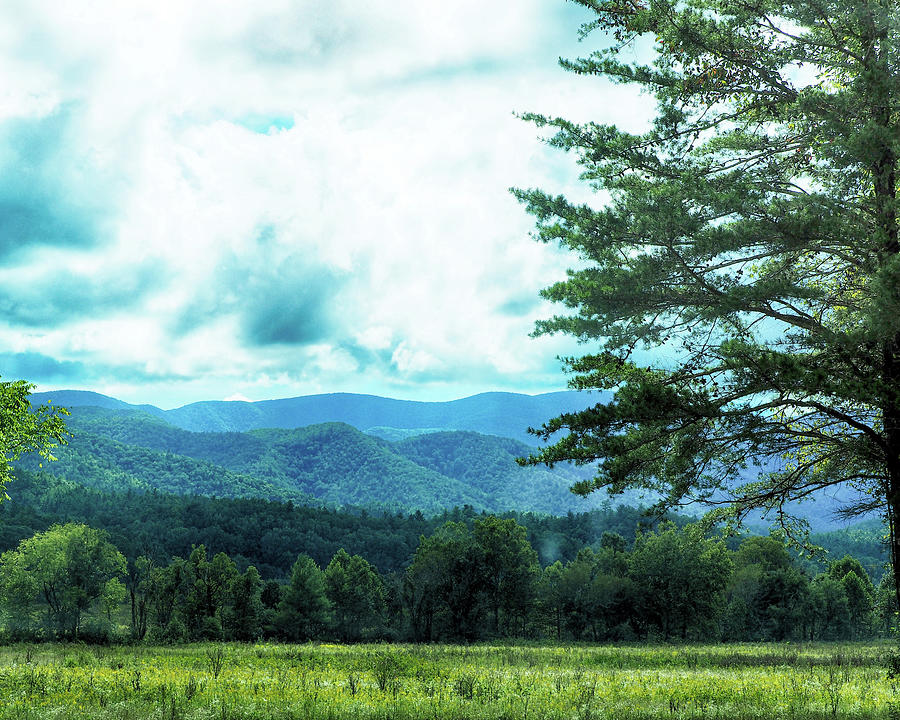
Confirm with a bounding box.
[32,390,601,445]
[23,389,626,515]
[22,388,865,528]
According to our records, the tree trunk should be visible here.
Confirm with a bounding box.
[865,1,900,622]
[886,438,900,618]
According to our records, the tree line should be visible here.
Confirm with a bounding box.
[0,469,694,578]
[1,470,887,583]
[0,516,893,645]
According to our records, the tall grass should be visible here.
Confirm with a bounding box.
[0,641,896,719]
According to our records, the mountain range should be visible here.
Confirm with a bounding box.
[21,390,630,515]
[31,389,603,445]
[21,388,866,527]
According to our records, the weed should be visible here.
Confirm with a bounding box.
[206,645,226,679]
[454,672,477,699]
[346,671,360,696]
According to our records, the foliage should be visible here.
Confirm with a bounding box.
[24,408,609,515]
[628,523,732,640]
[472,515,540,636]
[325,549,385,642]
[0,378,68,501]
[723,535,812,641]
[126,555,154,641]
[0,523,126,639]
[403,522,487,641]
[226,565,264,641]
[275,554,332,641]
[183,546,238,641]
[1,468,697,578]
[517,0,900,596]
[0,512,885,644]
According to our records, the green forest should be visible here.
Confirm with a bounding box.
[0,467,892,645]
[15,406,614,516]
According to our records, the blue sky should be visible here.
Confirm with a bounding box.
[1,1,651,408]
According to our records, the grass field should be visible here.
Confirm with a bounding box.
[0,641,897,719]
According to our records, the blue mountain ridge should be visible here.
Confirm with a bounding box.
[32,389,607,445]
[29,388,871,528]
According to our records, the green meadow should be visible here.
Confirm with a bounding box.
[0,642,897,720]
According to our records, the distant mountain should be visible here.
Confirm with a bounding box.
[32,389,607,445]
[31,389,167,417]
[22,407,614,515]
[27,388,869,528]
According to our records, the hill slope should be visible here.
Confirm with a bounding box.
[392,431,616,513]
[25,408,610,514]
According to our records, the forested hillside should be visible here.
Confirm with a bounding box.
[14,406,619,515]
[2,469,887,582]
[20,392,867,530]
[0,470,891,645]
[0,469,676,577]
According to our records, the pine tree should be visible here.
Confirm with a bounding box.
[275,554,331,641]
[227,566,264,641]
[518,0,900,605]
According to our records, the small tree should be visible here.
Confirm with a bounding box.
[227,565,264,641]
[829,555,875,637]
[325,549,385,642]
[127,555,154,641]
[628,523,732,640]
[472,516,539,636]
[275,554,331,641]
[875,569,898,635]
[404,522,487,641]
[809,575,851,640]
[183,546,238,641]
[537,561,566,640]
[724,536,809,640]
[0,523,126,639]
[149,556,191,642]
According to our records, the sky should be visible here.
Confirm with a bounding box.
[0,0,652,409]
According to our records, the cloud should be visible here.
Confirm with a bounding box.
[237,2,359,67]
[0,351,186,386]
[498,294,544,318]
[239,262,346,347]
[0,106,114,260]
[0,262,164,328]
[173,223,350,348]
[0,0,643,407]
[0,352,85,383]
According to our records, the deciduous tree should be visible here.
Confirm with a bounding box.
[472,516,539,636]
[0,379,68,501]
[324,548,385,641]
[403,522,487,641]
[0,523,126,639]
[628,523,732,639]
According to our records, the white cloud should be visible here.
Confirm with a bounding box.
[0,0,650,406]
